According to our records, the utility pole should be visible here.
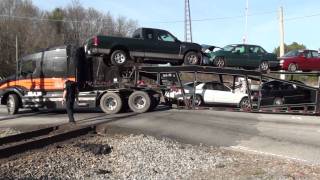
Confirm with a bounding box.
[184,0,193,42]
[279,6,285,80]
[15,35,19,79]
[243,0,249,44]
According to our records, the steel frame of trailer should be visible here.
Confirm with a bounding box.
[131,65,320,115]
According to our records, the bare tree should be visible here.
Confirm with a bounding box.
[0,0,138,77]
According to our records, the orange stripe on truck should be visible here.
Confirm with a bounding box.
[0,77,76,91]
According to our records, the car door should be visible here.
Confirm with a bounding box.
[302,51,314,70]
[310,51,320,70]
[203,82,233,104]
[141,29,159,58]
[228,45,247,67]
[152,30,181,60]
[246,46,263,68]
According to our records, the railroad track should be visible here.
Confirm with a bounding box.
[0,124,96,159]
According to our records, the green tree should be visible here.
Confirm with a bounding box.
[273,42,306,57]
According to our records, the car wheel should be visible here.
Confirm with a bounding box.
[288,63,298,72]
[184,51,200,65]
[259,61,270,73]
[7,94,19,115]
[273,97,284,105]
[110,50,128,66]
[190,95,203,107]
[128,91,151,113]
[214,57,225,68]
[239,97,251,111]
[100,92,123,114]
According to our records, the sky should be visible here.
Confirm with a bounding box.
[32,0,320,52]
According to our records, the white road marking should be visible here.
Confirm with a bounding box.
[291,116,302,120]
[227,145,310,164]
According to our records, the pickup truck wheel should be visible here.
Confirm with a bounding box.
[288,63,298,72]
[184,51,200,65]
[7,94,19,115]
[110,50,128,66]
[128,91,151,113]
[100,92,123,114]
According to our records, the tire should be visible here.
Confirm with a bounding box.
[128,91,151,113]
[190,95,203,107]
[239,97,251,111]
[100,92,123,114]
[110,50,128,66]
[214,57,225,68]
[149,96,160,111]
[7,94,19,115]
[184,51,200,65]
[259,61,270,72]
[288,63,298,72]
[273,97,284,105]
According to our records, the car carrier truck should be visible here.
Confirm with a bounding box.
[0,45,160,115]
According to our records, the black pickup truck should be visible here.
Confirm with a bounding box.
[84,28,202,66]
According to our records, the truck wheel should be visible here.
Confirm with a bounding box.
[100,92,123,114]
[7,94,19,115]
[128,91,151,113]
[184,51,200,65]
[110,50,128,66]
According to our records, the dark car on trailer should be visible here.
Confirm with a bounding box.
[251,80,316,106]
[206,44,279,72]
[84,27,202,66]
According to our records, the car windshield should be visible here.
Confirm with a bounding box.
[284,50,300,57]
[222,45,236,51]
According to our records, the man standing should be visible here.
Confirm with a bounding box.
[62,79,78,123]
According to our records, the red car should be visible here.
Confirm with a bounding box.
[280,50,320,72]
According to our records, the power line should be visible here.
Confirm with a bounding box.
[1,10,320,24]
[285,12,320,21]
[152,11,277,24]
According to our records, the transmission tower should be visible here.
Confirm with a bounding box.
[184,0,193,42]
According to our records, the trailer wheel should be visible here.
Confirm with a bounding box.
[7,94,19,115]
[100,92,123,114]
[128,91,151,113]
[110,50,128,66]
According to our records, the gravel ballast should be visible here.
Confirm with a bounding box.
[1,133,320,179]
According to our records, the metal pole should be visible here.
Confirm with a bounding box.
[279,6,286,80]
[245,75,252,111]
[15,35,18,80]
[192,71,197,109]
[243,0,249,44]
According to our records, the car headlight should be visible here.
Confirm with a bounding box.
[279,60,284,65]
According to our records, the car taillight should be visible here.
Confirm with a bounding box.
[93,36,99,46]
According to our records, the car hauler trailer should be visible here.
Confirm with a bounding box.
[1,45,320,116]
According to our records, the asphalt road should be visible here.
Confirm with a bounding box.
[1,105,320,164]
